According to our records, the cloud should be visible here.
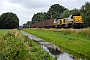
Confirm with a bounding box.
[0,0,90,26]
[3,0,51,25]
[7,0,48,9]
[0,0,31,25]
[7,0,90,10]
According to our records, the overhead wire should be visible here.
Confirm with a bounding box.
[68,0,85,9]
[62,0,87,10]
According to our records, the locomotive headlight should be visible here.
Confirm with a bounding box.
[80,22,82,23]
[76,22,82,23]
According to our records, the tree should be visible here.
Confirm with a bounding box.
[70,8,80,15]
[48,4,67,18]
[0,12,19,29]
[43,12,51,20]
[31,4,67,22]
[32,12,48,23]
[80,2,90,27]
[23,21,31,28]
[26,21,31,24]
[61,10,71,18]
[32,13,43,23]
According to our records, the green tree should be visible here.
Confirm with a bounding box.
[0,12,19,29]
[70,8,80,14]
[80,2,90,27]
[48,4,67,18]
[61,10,71,18]
[32,12,44,23]
[31,4,67,22]
[26,21,31,24]
[43,12,51,20]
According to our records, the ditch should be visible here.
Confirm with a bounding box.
[21,30,87,60]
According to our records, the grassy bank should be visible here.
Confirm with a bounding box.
[0,29,54,60]
[0,29,10,36]
[23,28,90,59]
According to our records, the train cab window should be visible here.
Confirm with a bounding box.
[71,16,73,19]
[60,20,62,24]
[63,19,65,23]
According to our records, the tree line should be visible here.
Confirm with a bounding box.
[0,12,19,29]
[29,2,90,27]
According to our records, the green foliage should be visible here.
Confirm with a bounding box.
[61,10,71,18]
[61,8,80,18]
[0,29,9,36]
[0,12,19,29]
[0,30,54,60]
[47,4,67,19]
[0,32,28,60]
[48,4,67,14]
[84,13,90,27]
[80,2,90,27]
[26,21,31,25]
[22,33,54,60]
[23,28,90,59]
[32,12,44,23]
[70,8,80,14]
[43,12,51,20]
[31,4,67,22]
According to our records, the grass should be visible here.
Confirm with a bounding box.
[0,29,28,60]
[0,29,54,60]
[0,29,10,36]
[23,28,90,59]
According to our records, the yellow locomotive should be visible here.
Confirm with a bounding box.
[73,15,84,28]
[54,18,68,28]
[54,14,84,28]
[68,14,84,28]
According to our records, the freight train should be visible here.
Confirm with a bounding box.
[30,14,84,28]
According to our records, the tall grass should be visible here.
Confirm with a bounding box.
[0,30,29,60]
[0,29,54,60]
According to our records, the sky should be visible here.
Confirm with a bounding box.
[0,0,90,26]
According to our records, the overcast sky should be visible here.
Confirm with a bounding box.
[0,0,90,25]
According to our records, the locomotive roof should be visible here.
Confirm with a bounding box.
[56,17,62,19]
[72,14,80,16]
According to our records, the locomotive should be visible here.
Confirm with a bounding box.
[70,14,84,28]
[30,14,84,28]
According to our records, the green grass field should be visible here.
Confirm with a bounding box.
[23,28,90,59]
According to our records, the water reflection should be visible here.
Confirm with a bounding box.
[41,45,82,60]
[46,45,62,55]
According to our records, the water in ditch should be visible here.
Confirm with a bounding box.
[21,30,88,60]
[41,44,82,60]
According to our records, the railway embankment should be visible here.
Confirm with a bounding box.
[23,28,90,60]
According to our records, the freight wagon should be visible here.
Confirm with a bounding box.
[30,18,55,28]
[45,19,54,28]
[42,20,46,27]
